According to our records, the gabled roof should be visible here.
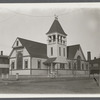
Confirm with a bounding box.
[67,44,86,60]
[46,19,67,36]
[67,44,80,59]
[18,37,47,59]
[15,38,85,60]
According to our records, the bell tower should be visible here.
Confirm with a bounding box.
[46,16,67,60]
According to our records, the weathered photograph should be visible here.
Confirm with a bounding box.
[0,3,99,95]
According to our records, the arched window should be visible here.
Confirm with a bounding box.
[17,52,23,69]
[77,56,81,70]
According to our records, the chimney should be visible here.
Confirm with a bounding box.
[1,51,3,55]
[87,51,91,61]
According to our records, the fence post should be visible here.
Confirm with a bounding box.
[16,73,19,80]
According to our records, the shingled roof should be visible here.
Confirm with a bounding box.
[18,37,47,59]
[67,45,80,59]
[17,38,85,60]
[67,44,86,60]
[46,19,67,36]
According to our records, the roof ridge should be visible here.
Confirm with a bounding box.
[18,37,46,45]
[67,44,80,47]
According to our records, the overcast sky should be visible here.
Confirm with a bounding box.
[0,3,100,59]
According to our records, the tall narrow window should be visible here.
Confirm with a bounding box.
[51,47,53,56]
[59,47,61,56]
[74,63,76,70]
[63,48,65,57]
[53,35,56,42]
[86,64,88,70]
[38,60,41,69]
[77,56,81,70]
[11,61,15,70]
[24,60,28,69]
[17,51,23,69]
[82,64,84,70]
[69,62,71,69]
[16,41,19,46]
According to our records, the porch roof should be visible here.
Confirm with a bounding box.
[43,57,56,64]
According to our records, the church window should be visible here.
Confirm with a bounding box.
[82,63,84,70]
[57,35,59,43]
[59,47,61,56]
[60,36,62,43]
[16,41,19,46]
[74,63,76,70]
[53,35,56,42]
[11,61,15,70]
[24,60,28,69]
[77,56,81,70]
[69,62,71,69]
[63,48,65,57]
[17,51,23,70]
[51,47,53,56]
[38,60,41,69]
[86,64,88,70]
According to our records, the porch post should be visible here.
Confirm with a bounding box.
[51,63,53,73]
[57,63,58,76]
[47,65,50,77]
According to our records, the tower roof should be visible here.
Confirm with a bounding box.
[46,18,67,36]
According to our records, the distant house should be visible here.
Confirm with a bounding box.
[9,17,89,77]
[0,51,9,75]
[89,57,100,74]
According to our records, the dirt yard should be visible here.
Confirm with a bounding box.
[0,76,99,94]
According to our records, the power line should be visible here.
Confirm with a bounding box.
[0,7,83,23]
[0,7,53,18]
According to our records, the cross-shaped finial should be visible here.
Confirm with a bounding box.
[54,14,58,20]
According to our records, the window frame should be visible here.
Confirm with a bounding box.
[37,60,41,69]
[59,47,61,56]
[16,41,19,46]
[24,59,28,69]
[51,47,53,56]
[11,61,15,70]
[63,48,65,57]
[69,62,71,69]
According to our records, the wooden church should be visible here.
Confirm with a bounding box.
[9,17,89,77]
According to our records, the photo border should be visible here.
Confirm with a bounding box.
[0,0,99,99]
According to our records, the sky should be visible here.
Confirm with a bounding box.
[0,3,100,59]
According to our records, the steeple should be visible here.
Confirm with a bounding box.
[46,16,67,58]
[46,16,67,36]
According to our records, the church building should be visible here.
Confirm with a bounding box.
[9,17,89,77]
